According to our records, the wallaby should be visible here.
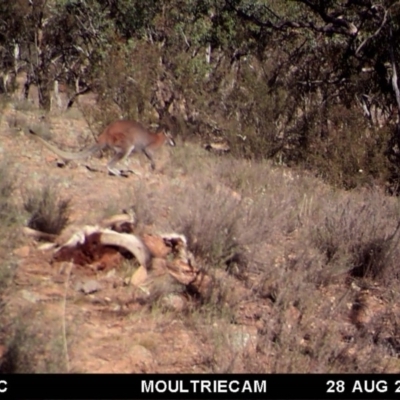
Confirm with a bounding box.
[29,120,176,176]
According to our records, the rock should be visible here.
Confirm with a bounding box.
[190,271,213,298]
[130,266,148,287]
[144,273,184,301]
[45,155,58,163]
[75,279,102,294]
[284,304,301,329]
[142,234,171,258]
[129,345,156,372]
[167,259,198,285]
[150,258,168,275]
[226,325,258,353]
[13,246,30,258]
[38,242,57,251]
[350,289,386,328]
[21,289,40,303]
[161,293,186,312]
[106,268,116,278]
[204,142,230,153]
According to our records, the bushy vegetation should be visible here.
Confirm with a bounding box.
[122,148,400,372]
[309,191,400,283]
[0,160,21,293]
[0,161,18,228]
[0,310,68,373]
[2,0,400,190]
[23,184,71,235]
[3,0,400,374]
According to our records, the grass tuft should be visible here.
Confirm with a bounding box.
[23,184,71,235]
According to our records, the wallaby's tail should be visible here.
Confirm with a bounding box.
[29,129,101,161]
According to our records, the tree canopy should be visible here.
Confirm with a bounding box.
[2,0,400,189]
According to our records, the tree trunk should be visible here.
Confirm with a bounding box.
[24,73,32,99]
[37,73,51,111]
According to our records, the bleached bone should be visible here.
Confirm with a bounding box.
[54,225,102,250]
[22,227,58,242]
[54,225,151,269]
[38,242,58,251]
[160,233,187,246]
[97,230,151,269]
[100,208,136,228]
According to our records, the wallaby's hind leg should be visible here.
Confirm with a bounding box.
[120,145,142,176]
[107,146,137,177]
[143,148,156,170]
[107,150,128,176]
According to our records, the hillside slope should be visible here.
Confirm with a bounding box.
[1,102,400,373]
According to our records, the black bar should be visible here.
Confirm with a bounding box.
[0,374,399,399]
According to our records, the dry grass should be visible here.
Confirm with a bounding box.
[63,107,83,120]
[148,145,400,371]
[307,189,400,283]
[5,113,28,133]
[0,308,68,373]
[3,117,400,373]
[13,98,37,112]
[59,137,399,373]
[0,160,19,229]
[130,182,160,228]
[167,141,213,177]
[0,160,22,291]
[23,183,71,235]
[168,178,244,268]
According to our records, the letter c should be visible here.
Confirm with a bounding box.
[0,380,7,393]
